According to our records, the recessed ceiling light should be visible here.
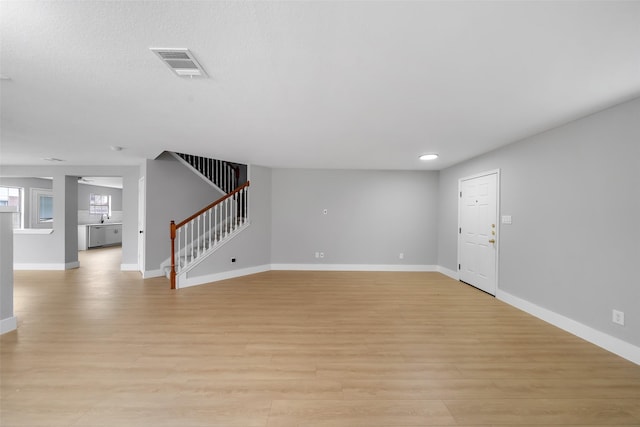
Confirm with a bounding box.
[110,146,124,151]
[43,157,65,162]
[419,154,439,161]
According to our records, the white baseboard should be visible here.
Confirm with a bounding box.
[120,263,139,271]
[14,263,76,270]
[437,265,458,280]
[270,264,438,272]
[142,269,164,279]
[179,264,271,288]
[497,289,640,365]
[1,316,17,334]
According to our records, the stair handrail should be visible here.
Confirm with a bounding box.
[170,181,250,289]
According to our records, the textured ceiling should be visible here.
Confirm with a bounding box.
[1,1,639,170]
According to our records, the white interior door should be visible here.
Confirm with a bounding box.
[137,177,145,275]
[458,171,499,295]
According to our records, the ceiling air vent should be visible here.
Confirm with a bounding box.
[150,48,208,78]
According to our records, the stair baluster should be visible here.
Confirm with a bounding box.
[169,182,250,289]
[174,152,240,194]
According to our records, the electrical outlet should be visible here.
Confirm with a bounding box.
[612,309,625,325]
[231,258,236,263]
[319,252,324,258]
[323,209,328,215]
[399,253,404,259]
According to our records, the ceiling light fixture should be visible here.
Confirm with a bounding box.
[150,48,208,78]
[419,154,439,161]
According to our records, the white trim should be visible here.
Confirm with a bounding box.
[138,176,146,277]
[14,263,73,270]
[458,168,502,182]
[437,265,459,280]
[497,289,640,366]
[270,264,438,272]
[0,316,17,334]
[120,263,139,271]
[30,187,53,228]
[179,264,271,288]
[142,269,164,279]
[14,228,54,235]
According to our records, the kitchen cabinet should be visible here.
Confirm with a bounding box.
[89,225,106,248]
[79,223,122,249]
[104,224,122,246]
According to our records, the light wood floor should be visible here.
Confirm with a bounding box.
[1,247,639,427]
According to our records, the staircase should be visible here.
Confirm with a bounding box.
[165,152,250,289]
[172,152,243,194]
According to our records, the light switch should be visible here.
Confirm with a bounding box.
[501,215,512,225]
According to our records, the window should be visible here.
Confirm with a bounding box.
[30,188,53,228]
[90,193,111,217]
[0,186,24,229]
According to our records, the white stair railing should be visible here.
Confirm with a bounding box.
[170,181,250,289]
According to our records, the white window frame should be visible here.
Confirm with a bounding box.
[30,187,54,228]
[0,186,24,229]
[89,193,111,218]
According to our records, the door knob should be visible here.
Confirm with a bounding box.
[488,239,495,243]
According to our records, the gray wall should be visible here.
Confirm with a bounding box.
[77,183,123,211]
[144,152,225,271]
[438,97,640,346]
[1,166,139,268]
[64,176,78,264]
[188,165,272,278]
[0,177,53,229]
[271,169,439,266]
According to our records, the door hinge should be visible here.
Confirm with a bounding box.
[458,264,461,270]
[459,227,462,234]
[459,191,462,198]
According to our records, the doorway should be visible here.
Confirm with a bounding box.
[77,176,124,267]
[458,170,499,295]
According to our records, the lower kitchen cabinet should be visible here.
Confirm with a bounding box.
[79,224,122,250]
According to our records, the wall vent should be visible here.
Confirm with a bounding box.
[150,48,208,78]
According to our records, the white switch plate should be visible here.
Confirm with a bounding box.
[501,215,512,224]
[399,253,404,259]
[612,309,625,325]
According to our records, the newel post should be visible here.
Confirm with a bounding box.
[170,220,176,290]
